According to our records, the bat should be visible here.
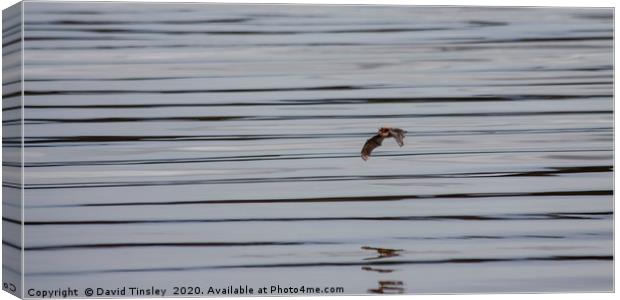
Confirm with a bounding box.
[361,127,406,161]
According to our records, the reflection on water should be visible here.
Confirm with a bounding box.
[1,1,613,295]
[362,247,404,294]
[368,280,405,294]
[361,246,403,260]
[361,266,394,273]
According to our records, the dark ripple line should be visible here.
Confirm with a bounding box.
[24,19,458,27]
[575,13,613,20]
[2,38,22,48]
[487,81,612,87]
[24,255,613,277]
[396,234,571,241]
[14,82,612,98]
[460,36,612,44]
[24,27,453,35]
[25,18,255,25]
[19,84,381,97]
[6,211,611,226]
[487,81,614,87]
[29,10,103,15]
[16,73,611,82]
[23,36,150,43]
[17,42,394,51]
[2,21,22,35]
[21,36,613,51]
[20,35,613,49]
[7,149,609,168]
[2,46,23,57]
[9,111,613,125]
[5,94,611,112]
[2,240,338,252]
[12,165,612,191]
[16,165,612,190]
[4,126,612,146]
[22,190,612,208]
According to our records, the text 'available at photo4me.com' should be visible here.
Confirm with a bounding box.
[22,285,346,298]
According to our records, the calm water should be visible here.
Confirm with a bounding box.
[2,2,613,296]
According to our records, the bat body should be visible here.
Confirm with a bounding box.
[361,127,406,161]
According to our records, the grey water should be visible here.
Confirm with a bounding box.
[2,2,613,295]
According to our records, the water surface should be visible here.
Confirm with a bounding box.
[2,2,613,295]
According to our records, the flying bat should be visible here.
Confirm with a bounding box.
[361,127,406,161]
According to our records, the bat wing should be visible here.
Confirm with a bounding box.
[389,128,406,147]
[361,134,384,161]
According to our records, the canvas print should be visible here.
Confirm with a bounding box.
[2,1,613,297]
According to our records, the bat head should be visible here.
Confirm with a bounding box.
[378,127,391,137]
